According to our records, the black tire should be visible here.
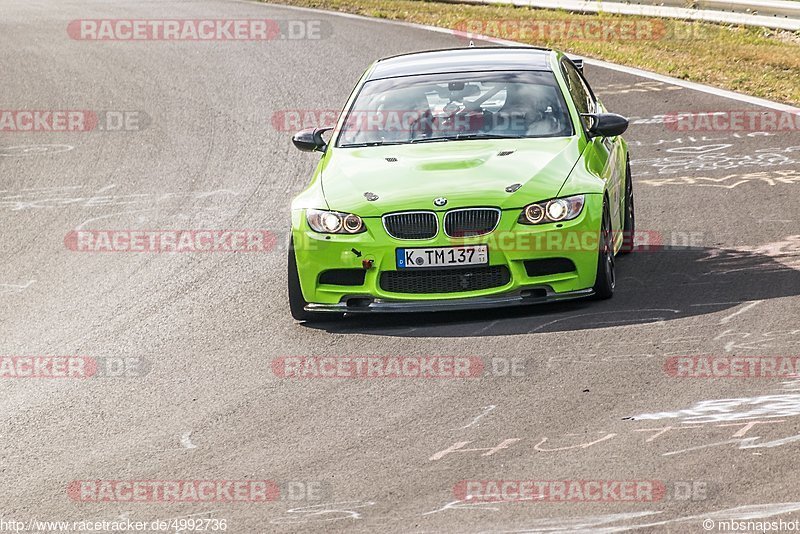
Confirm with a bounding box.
[592,200,615,300]
[618,158,635,255]
[288,238,339,322]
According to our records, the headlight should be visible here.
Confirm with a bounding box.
[307,209,366,234]
[518,195,585,225]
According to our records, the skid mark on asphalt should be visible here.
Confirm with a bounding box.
[718,300,763,324]
[632,395,800,424]
[664,143,732,154]
[421,499,509,515]
[638,169,800,187]
[73,206,232,231]
[180,431,197,449]
[0,280,35,294]
[0,144,73,157]
[635,151,796,176]
[427,414,800,462]
[466,503,800,533]
[717,327,800,353]
[453,405,496,430]
[731,236,800,270]
[0,185,241,212]
[75,208,162,230]
[429,439,522,461]
[527,309,681,333]
[269,501,377,524]
[662,431,800,456]
[595,81,682,95]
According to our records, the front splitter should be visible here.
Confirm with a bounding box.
[305,287,595,314]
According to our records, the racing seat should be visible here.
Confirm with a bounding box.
[491,84,562,137]
[375,87,433,142]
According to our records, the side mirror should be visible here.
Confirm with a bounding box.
[582,113,629,138]
[292,127,332,152]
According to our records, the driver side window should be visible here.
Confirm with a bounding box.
[560,59,597,129]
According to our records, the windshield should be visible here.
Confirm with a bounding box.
[336,70,573,147]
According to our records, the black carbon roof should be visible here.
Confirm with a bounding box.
[367,47,554,80]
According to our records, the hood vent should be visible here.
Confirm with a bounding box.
[497,150,515,157]
[385,157,398,162]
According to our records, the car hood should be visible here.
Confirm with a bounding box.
[319,138,582,217]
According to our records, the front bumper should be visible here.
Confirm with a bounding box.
[291,194,604,311]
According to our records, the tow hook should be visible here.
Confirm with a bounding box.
[362,259,374,270]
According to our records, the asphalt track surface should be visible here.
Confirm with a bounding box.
[1,1,799,532]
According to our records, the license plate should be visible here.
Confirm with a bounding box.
[396,245,488,269]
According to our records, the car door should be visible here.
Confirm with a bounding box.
[560,59,625,232]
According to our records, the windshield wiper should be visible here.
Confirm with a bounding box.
[454,133,525,140]
[343,133,525,147]
[409,133,525,144]
[339,141,406,148]
[408,136,454,144]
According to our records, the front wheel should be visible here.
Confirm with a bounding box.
[592,201,615,300]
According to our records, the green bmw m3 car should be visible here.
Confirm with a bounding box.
[288,46,634,321]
